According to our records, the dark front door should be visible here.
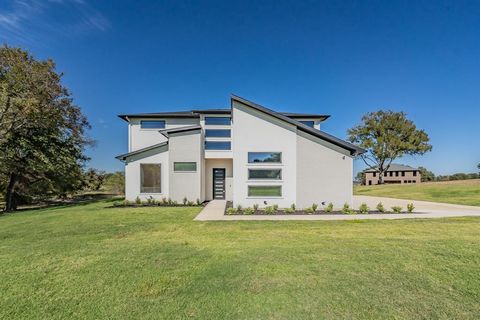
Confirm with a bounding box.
[213,168,226,200]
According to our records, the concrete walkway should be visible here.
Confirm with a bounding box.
[194,197,480,221]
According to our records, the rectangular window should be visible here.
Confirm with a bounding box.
[205,129,231,138]
[140,164,161,193]
[205,141,231,150]
[299,120,315,127]
[205,117,231,125]
[248,185,282,197]
[140,120,166,129]
[248,152,282,163]
[248,169,282,180]
[413,171,417,176]
[389,172,393,177]
[174,162,197,172]
[395,171,399,177]
[402,171,405,177]
[373,172,376,177]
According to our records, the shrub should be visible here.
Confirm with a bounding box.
[196,198,201,205]
[167,198,173,205]
[285,207,294,214]
[290,203,296,211]
[312,203,318,212]
[226,207,237,215]
[391,206,402,213]
[147,197,155,205]
[273,204,279,212]
[161,197,167,205]
[253,203,259,211]
[187,201,195,206]
[342,203,355,214]
[123,200,131,206]
[183,197,188,205]
[135,196,141,205]
[407,203,415,213]
[324,202,334,213]
[237,204,242,212]
[376,202,385,213]
[359,203,369,214]
[172,200,178,206]
[244,207,254,215]
[264,206,275,215]
[305,207,314,214]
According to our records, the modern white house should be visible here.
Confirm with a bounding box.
[116,95,364,208]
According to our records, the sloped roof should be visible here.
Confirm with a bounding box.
[231,95,365,156]
[115,141,168,161]
[159,125,202,138]
[365,164,420,172]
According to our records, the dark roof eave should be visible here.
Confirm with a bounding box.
[231,94,365,156]
[159,125,202,138]
[115,141,168,161]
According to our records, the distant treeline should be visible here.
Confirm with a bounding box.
[418,167,478,182]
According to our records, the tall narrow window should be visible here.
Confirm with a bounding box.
[248,152,282,163]
[413,171,417,176]
[140,164,161,193]
[140,120,165,129]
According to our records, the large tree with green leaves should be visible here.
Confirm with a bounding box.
[348,110,432,184]
[0,45,91,211]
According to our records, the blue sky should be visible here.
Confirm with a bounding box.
[1,0,479,175]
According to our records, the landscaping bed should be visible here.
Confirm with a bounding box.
[111,197,205,208]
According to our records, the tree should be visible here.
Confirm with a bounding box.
[102,171,125,194]
[0,45,91,211]
[418,166,435,182]
[82,168,106,192]
[355,171,366,185]
[348,110,432,184]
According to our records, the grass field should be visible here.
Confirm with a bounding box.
[1,200,480,319]
[354,179,480,206]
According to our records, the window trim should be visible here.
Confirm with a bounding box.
[248,168,282,180]
[173,162,197,172]
[140,120,166,130]
[247,152,282,164]
[247,185,282,198]
[140,163,162,194]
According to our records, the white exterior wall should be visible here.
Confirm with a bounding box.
[296,131,353,209]
[129,118,199,151]
[232,100,297,208]
[124,145,169,201]
[205,159,233,201]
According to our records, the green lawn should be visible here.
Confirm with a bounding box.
[355,179,480,206]
[1,201,480,319]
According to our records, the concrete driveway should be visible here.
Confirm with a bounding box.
[195,197,480,221]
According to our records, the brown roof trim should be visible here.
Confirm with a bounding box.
[231,94,365,156]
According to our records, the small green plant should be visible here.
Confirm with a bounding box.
[135,196,141,205]
[391,206,402,213]
[407,203,415,213]
[244,207,254,215]
[167,198,173,205]
[290,203,296,211]
[226,207,237,215]
[311,203,318,212]
[324,202,334,213]
[237,204,242,212]
[342,203,355,214]
[273,204,279,212]
[196,198,201,205]
[183,197,188,205]
[376,202,385,213]
[264,206,275,215]
[187,201,195,206]
[161,197,167,205]
[123,199,131,206]
[285,207,294,214]
[359,203,369,214]
[253,203,259,211]
[172,200,178,206]
[147,197,154,205]
[305,207,314,214]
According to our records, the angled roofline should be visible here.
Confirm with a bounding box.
[231,94,365,156]
[118,111,199,122]
[159,125,202,138]
[115,141,168,161]
[280,113,330,121]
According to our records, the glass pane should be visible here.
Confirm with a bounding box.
[248,186,282,197]
[205,117,231,125]
[140,120,166,129]
[205,129,231,137]
[248,169,281,180]
[248,152,281,163]
[205,141,231,150]
[299,120,315,127]
[141,164,161,193]
[174,162,197,172]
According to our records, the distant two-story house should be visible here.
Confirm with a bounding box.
[116,95,365,208]
[364,164,421,185]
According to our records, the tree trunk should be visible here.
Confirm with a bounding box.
[378,172,384,185]
[4,173,18,212]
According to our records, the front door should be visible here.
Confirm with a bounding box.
[213,168,226,200]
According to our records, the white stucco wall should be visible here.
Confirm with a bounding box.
[205,159,233,201]
[296,130,353,209]
[168,130,203,203]
[129,118,199,151]
[124,144,169,201]
[232,100,297,208]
